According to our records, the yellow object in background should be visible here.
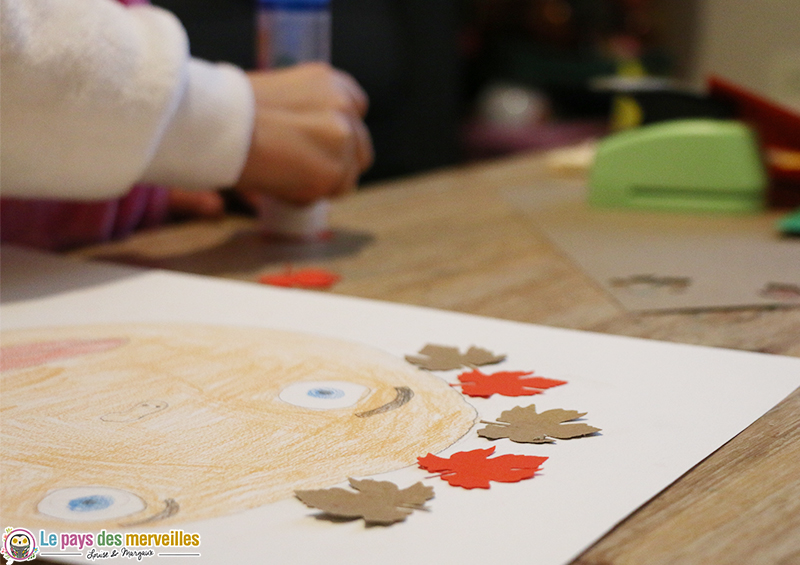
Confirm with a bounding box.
[610,58,646,131]
[611,95,644,130]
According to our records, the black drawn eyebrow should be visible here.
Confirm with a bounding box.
[120,498,179,527]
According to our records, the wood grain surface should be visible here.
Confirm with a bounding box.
[75,150,800,565]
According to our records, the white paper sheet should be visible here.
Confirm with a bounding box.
[2,246,798,565]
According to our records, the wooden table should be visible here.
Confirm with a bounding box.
[75,150,800,565]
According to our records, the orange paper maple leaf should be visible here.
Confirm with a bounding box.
[258,267,341,289]
[418,447,547,489]
[456,369,567,398]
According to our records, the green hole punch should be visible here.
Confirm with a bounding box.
[589,119,768,214]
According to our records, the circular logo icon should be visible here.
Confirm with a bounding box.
[3,527,38,561]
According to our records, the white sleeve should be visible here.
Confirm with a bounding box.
[0,0,255,200]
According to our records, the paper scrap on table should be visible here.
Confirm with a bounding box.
[2,246,799,565]
[503,181,800,312]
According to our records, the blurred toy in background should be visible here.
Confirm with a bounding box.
[475,82,551,128]
[459,0,669,159]
[462,80,606,159]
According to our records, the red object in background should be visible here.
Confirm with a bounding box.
[258,266,341,289]
[709,76,800,208]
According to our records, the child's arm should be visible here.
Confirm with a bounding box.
[1,0,250,199]
[0,0,372,205]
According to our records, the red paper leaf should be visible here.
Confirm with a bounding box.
[418,447,547,489]
[259,267,341,289]
[456,369,567,398]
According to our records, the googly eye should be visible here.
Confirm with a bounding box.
[279,381,369,410]
[38,486,145,522]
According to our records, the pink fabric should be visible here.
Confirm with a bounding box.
[0,0,170,251]
[0,185,169,250]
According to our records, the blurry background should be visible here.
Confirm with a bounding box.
[152,0,800,182]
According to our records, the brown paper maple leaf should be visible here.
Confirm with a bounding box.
[295,478,434,525]
[478,404,601,444]
[405,344,506,371]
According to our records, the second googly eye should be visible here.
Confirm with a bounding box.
[37,486,145,522]
[279,381,369,410]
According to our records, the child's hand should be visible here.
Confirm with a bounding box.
[235,63,374,205]
[167,188,225,219]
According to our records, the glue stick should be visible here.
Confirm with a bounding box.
[256,0,332,241]
[257,0,331,68]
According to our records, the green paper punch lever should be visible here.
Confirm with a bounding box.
[589,119,768,213]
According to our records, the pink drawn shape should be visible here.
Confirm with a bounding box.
[1,338,128,372]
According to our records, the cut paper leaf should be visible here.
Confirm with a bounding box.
[418,447,547,489]
[405,344,506,371]
[295,478,434,526]
[456,369,567,398]
[478,404,601,444]
[258,267,341,289]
